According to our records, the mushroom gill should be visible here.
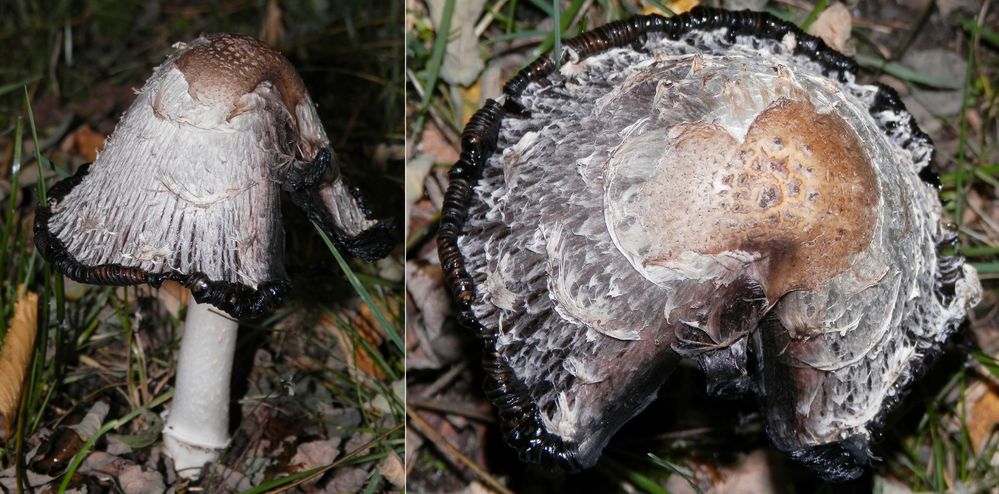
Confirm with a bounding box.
[439,8,982,481]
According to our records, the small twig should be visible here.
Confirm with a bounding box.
[419,362,466,398]
[960,225,992,246]
[408,397,495,423]
[475,0,509,37]
[407,404,514,494]
[890,0,936,62]
[966,196,999,239]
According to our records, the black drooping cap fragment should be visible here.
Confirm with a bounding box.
[285,147,397,262]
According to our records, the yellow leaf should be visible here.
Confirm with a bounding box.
[0,286,39,440]
[643,0,699,16]
[968,380,999,453]
[460,82,482,127]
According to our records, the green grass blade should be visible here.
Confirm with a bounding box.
[971,262,999,274]
[552,0,561,66]
[648,453,700,494]
[414,0,455,133]
[0,116,24,335]
[645,0,675,16]
[313,223,403,353]
[799,0,828,31]
[973,352,999,379]
[536,0,586,56]
[25,87,46,204]
[958,17,999,48]
[361,467,383,494]
[952,25,977,227]
[853,53,962,89]
[601,457,670,494]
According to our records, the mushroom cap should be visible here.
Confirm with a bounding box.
[35,33,391,318]
[440,8,981,480]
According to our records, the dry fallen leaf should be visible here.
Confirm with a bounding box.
[0,286,39,439]
[459,83,482,126]
[60,124,106,162]
[807,3,855,56]
[323,300,396,380]
[118,464,167,494]
[378,450,406,488]
[69,401,110,440]
[353,303,392,379]
[291,438,342,471]
[0,467,55,491]
[154,280,189,318]
[324,465,370,493]
[260,0,286,47]
[406,154,435,234]
[418,121,459,165]
[79,451,166,494]
[967,380,999,453]
[427,0,487,86]
[643,0,699,15]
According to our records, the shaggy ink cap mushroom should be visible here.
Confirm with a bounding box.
[34,33,393,478]
[439,7,982,482]
[35,33,393,317]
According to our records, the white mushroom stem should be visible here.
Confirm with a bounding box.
[163,297,239,479]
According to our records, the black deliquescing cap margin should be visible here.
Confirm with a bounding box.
[34,164,288,320]
[439,99,584,471]
[285,148,398,263]
[437,5,950,476]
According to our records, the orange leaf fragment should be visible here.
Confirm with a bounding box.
[0,286,39,439]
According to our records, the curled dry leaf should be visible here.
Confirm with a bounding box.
[79,451,166,494]
[322,302,392,380]
[260,0,286,47]
[324,465,370,493]
[967,378,999,453]
[426,0,487,86]
[0,286,39,439]
[291,438,342,471]
[378,450,406,488]
[59,124,107,163]
[69,401,110,439]
[118,465,166,494]
[807,3,855,56]
[406,154,435,233]
[353,302,392,378]
[32,426,86,474]
[405,260,453,366]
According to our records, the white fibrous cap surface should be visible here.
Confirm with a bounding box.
[47,34,331,288]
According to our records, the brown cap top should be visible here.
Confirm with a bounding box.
[175,33,306,114]
[616,97,878,298]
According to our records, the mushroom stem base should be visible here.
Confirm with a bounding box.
[163,297,239,479]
